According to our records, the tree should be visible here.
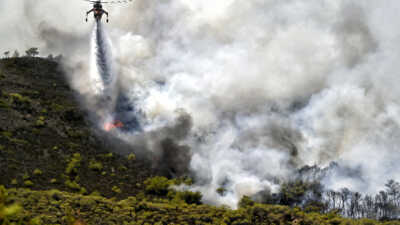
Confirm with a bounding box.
[361,194,375,219]
[385,179,400,206]
[238,195,255,208]
[279,180,324,208]
[326,190,339,210]
[12,50,19,58]
[25,47,39,57]
[377,190,390,219]
[3,51,10,58]
[54,54,63,62]
[339,188,351,215]
[349,192,362,218]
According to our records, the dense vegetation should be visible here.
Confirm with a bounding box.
[2,181,400,225]
[2,56,400,224]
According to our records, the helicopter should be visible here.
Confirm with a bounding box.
[84,0,133,23]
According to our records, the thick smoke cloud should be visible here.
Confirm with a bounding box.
[4,0,400,208]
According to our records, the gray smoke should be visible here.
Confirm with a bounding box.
[4,0,400,208]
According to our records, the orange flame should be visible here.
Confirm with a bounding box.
[104,120,124,131]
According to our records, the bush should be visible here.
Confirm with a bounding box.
[65,179,81,191]
[65,153,82,175]
[144,176,172,196]
[88,160,103,171]
[9,93,31,104]
[0,186,22,222]
[33,169,42,176]
[0,185,6,203]
[35,116,46,127]
[127,153,136,161]
[238,196,255,208]
[173,191,202,205]
[112,186,121,194]
[24,180,34,187]
[0,99,8,108]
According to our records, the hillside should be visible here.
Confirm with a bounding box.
[0,57,155,198]
[0,57,398,225]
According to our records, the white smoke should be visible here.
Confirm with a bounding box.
[4,0,400,208]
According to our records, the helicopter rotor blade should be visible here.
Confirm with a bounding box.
[101,0,134,4]
[82,0,133,4]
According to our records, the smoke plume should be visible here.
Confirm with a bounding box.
[4,0,400,207]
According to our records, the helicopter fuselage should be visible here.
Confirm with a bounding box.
[86,2,109,22]
[84,0,132,23]
[94,9,104,21]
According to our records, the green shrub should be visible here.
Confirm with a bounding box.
[1,131,12,138]
[80,187,87,195]
[144,176,172,196]
[50,103,64,112]
[1,131,28,145]
[0,185,21,222]
[30,216,42,225]
[9,93,31,104]
[88,160,103,171]
[127,153,136,161]
[35,116,46,127]
[22,173,30,180]
[66,128,86,138]
[0,99,8,108]
[112,186,121,194]
[33,169,42,176]
[0,185,6,202]
[50,178,57,184]
[172,177,193,186]
[9,137,28,145]
[238,196,254,208]
[173,191,202,205]
[103,153,113,158]
[65,153,82,175]
[65,179,81,191]
[24,180,34,187]
[90,191,101,196]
